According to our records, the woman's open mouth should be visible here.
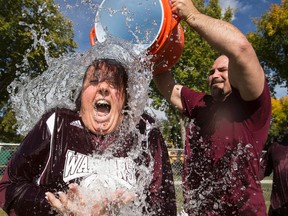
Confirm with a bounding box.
[94,99,111,117]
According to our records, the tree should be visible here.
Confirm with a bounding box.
[247,0,288,94]
[0,0,77,142]
[150,0,233,148]
[160,115,182,148]
[267,96,288,145]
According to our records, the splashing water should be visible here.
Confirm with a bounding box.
[73,125,156,215]
[8,34,158,214]
[7,1,176,215]
[8,39,152,136]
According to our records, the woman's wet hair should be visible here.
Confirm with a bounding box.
[75,59,128,111]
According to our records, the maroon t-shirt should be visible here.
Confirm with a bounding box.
[259,141,288,214]
[181,82,271,215]
[0,108,176,216]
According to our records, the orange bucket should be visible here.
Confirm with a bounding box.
[89,0,184,74]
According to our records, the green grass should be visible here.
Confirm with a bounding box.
[0,209,7,216]
[174,175,273,214]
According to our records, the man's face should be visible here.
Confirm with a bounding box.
[208,55,232,102]
[80,64,126,135]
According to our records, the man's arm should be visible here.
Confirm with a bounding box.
[153,71,184,112]
[170,0,265,101]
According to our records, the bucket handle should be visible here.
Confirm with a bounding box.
[171,14,181,29]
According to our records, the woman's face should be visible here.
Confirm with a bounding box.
[79,64,127,135]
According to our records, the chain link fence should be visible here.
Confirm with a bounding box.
[0,144,272,213]
[0,143,19,176]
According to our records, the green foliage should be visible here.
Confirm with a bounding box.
[268,96,288,143]
[150,0,233,147]
[0,109,23,143]
[247,0,288,93]
[0,0,77,142]
[160,118,182,148]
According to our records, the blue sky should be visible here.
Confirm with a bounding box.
[56,0,285,97]
[57,0,282,51]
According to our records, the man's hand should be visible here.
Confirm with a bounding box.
[171,0,200,21]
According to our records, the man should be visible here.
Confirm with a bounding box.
[0,58,177,215]
[153,0,271,215]
[259,126,288,216]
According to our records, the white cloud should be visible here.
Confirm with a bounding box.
[218,0,252,21]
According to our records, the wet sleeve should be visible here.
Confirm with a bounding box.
[258,147,273,180]
[147,128,177,216]
[0,113,55,215]
[180,86,206,118]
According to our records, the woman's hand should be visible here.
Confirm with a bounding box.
[45,183,136,215]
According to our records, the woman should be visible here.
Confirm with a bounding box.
[0,58,176,216]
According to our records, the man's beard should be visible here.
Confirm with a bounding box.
[211,87,226,102]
